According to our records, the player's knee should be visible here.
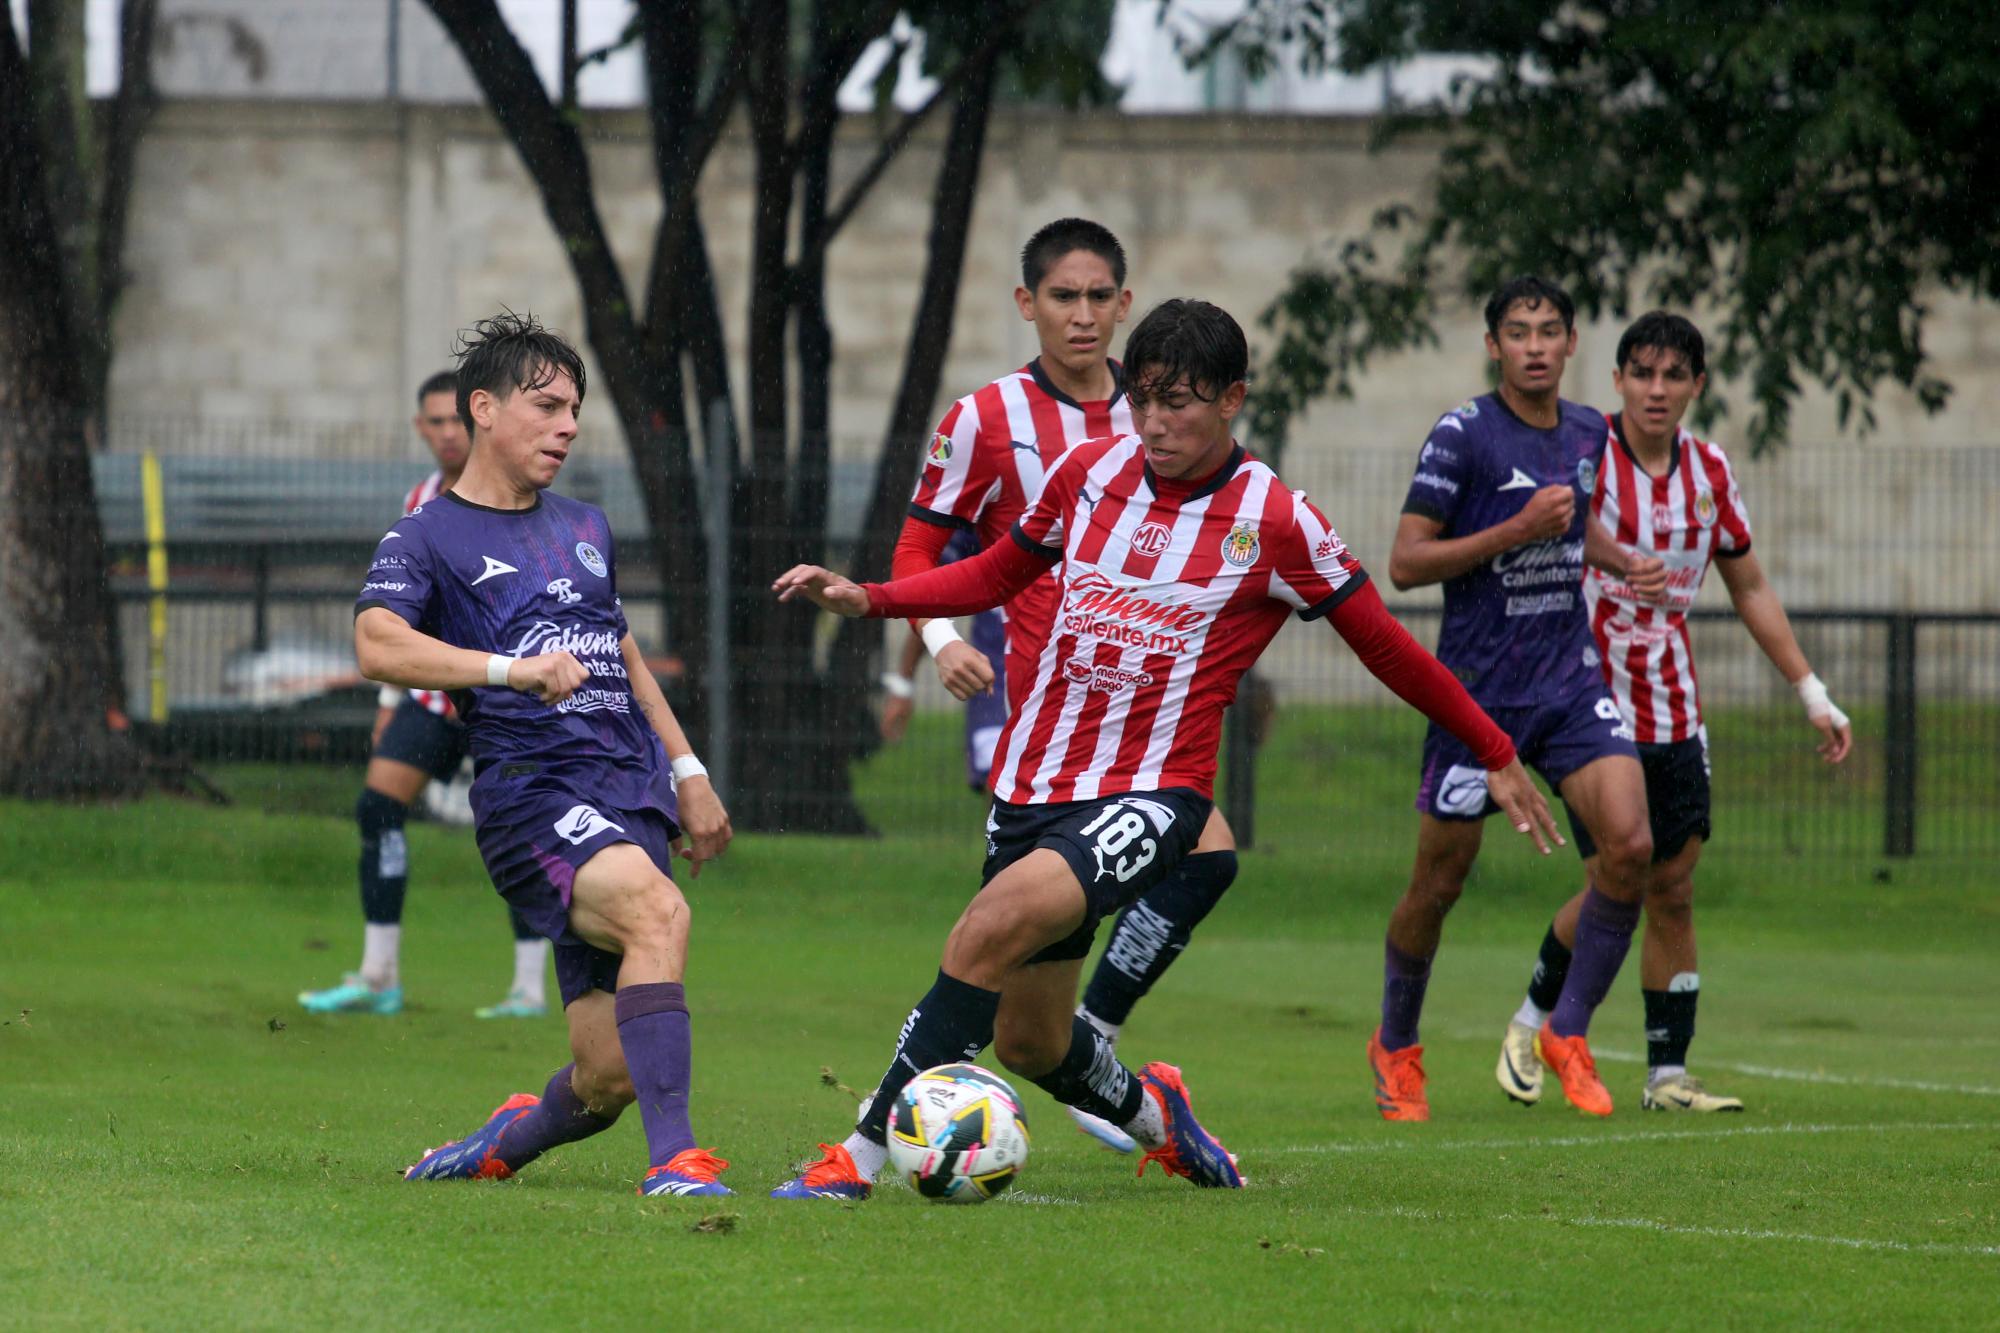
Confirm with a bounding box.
[1599,823,1654,878]
[993,1024,1067,1079]
[355,787,406,835]
[621,876,689,956]
[1407,860,1469,915]
[1646,874,1694,922]
[570,1059,635,1114]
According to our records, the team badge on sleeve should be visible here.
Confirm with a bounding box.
[927,432,953,465]
[1220,522,1261,568]
[575,541,608,577]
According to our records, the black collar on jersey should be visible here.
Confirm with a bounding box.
[1027,356,1126,411]
[1144,442,1244,503]
[444,489,544,516]
[1609,411,1680,480]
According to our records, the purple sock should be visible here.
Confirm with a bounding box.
[496,1062,617,1172]
[1548,889,1642,1038]
[614,981,696,1167]
[1379,938,1433,1051]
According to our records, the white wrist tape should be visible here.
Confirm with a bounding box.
[486,653,514,687]
[920,619,963,658]
[880,672,915,700]
[670,754,709,784]
[378,684,403,709]
[1795,672,1849,728]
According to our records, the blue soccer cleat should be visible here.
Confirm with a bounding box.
[638,1148,734,1197]
[1135,1061,1244,1189]
[769,1143,873,1200]
[299,973,403,1016]
[404,1093,539,1181]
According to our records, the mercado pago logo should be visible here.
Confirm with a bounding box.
[1060,571,1209,655]
[1062,655,1156,694]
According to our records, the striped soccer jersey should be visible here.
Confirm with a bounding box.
[908,359,1134,673]
[1584,415,1753,743]
[399,469,454,719]
[992,436,1365,805]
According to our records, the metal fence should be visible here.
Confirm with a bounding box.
[95,437,2000,858]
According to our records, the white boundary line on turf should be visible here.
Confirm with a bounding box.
[1360,1204,2000,1259]
[1586,1045,2000,1098]
[1265,1119,1999,1157]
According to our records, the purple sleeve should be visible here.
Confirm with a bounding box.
[355,519,436,627]
[1400,417,1474,529]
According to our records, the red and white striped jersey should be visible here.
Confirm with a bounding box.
[908,360,1134,667]
[401,469,454,718]
[1584,416,1753,743]
[992,436,1365,804]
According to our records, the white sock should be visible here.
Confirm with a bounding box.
[1121,1089,1166,1150]
[361,924,400,989]
[1649,1064,1686,1086]
[1512,998,1551,1030]
[1078,1005,1121,1048]
[511,938,549,1004]
[841,1132,889,1182]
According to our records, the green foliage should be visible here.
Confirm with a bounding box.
[1214,0,1996,454]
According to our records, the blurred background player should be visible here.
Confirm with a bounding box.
[361,314,735,1198]
[877,529,1008,790]
[1370,276,1656,1120]
[891,218,1244,1154]
[1496,311,1854,1113]
[300,370,550,1019]
[771,299,1562,1200]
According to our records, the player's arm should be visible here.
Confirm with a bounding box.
[1325,581,1564,852]
[1387,488,1574,591]
[1583,516,1667,604]
[893,515,994,701]
[620,633,733,874]
[1715,551,1852,764]
[880,625,925,742]
[354,606,585,705]
[774,526,1054,620]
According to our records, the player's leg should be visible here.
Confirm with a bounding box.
[1369,812,1483,1122]
[477,905,552,1019]
[300,746,427,1014]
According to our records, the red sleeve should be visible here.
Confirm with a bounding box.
[892,513,956,582]
[1327,581,1516,770]
[864,529,1056,620]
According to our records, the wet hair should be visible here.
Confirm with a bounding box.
[1122,299,1248,404]
[1484,275,1576,334]
[451,311,587,437]
[415,370,457,406]
[1616,310,1707,379]
[1020,217,1128,293]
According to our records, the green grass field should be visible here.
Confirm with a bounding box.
[3,745,1997,1328]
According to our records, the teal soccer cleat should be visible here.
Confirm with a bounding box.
[299,973,403,1015]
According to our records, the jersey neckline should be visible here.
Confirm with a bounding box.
[443,489,546,516]
[1144,441,1245,503]
[1485,389,1577,437]
[1027,356,1126,412]
[1609,411,1681,481]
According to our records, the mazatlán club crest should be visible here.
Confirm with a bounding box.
[1693,490,1718,527]
[1221,522,1260,568]
[927,432,953,465]
[1577,457,1597,494]
[575,541,608,577]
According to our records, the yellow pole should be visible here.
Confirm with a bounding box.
[141,450,168,721]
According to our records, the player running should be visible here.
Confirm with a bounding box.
[301,371,551,1019]
[772,299,1561,1198]
[892,218,1245,1154]
[1495,311,1854,1113]
[1370,276,1655,1121]
[353,314,736,1198]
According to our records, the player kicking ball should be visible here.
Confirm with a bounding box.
[772,299,1561,1198]
[1495,311,1854,1113]
[353,313,736,1198]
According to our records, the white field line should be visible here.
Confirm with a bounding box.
[1585,1045,2000,1098]
[1265,1119,2000,1157]
[1358,1203,2000,1259]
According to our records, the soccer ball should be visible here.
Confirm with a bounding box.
[886,1063,1031,1204]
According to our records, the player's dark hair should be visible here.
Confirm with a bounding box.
[1484,275,1576,333]
[1616,310,1707,379]
[1021,217,1127,293]
[1122,299,1248,404]
[415,370,457,405]
[451,311,587,437]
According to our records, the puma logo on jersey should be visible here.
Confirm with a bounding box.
[472,555,520,585]
[1498,468,1540,491]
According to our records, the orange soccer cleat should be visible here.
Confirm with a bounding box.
[1536,1027,1614,1116]
[1367,1029,1430,1122]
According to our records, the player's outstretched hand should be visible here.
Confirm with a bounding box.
[935,641,995,701]
[673,776,732,879]
[1811,713,1854,765]
[879,694,914,743]
[509,651,588,705]
[1624,553,1669,605]
[772,565,871,617]
[1513,484,1576,544]
[1486,758,1565,855]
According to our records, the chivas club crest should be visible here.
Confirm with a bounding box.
[1221,522,1260,568]
[1693,490,1718,527]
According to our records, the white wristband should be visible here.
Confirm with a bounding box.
[920,619,963,658]
[486,653,514,687]
[880,672,915,700]
[670,754,708,784]
[1795,672,1849,728]
[378,684,403,709]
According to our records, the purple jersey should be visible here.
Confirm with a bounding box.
[354,490,672,819]
[1400,392,1603,707]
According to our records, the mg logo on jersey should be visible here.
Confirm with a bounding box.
[547,578,581,605]
[553,804,625,846]
[1220,522,1260,567]
[574,542,608,578]
[1652,502,1675,533]
[1131,522,1173,557]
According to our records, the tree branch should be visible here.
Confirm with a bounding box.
[93,0,160,373]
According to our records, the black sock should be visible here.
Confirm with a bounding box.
[1525,922,1572,1013]
[856,971,999,1143]
[356,789,408,924]
[1081,850,1239,1027]
[1644,986,1699,1069]
[507,905,538,941]
[1025,1015,1148,1124]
